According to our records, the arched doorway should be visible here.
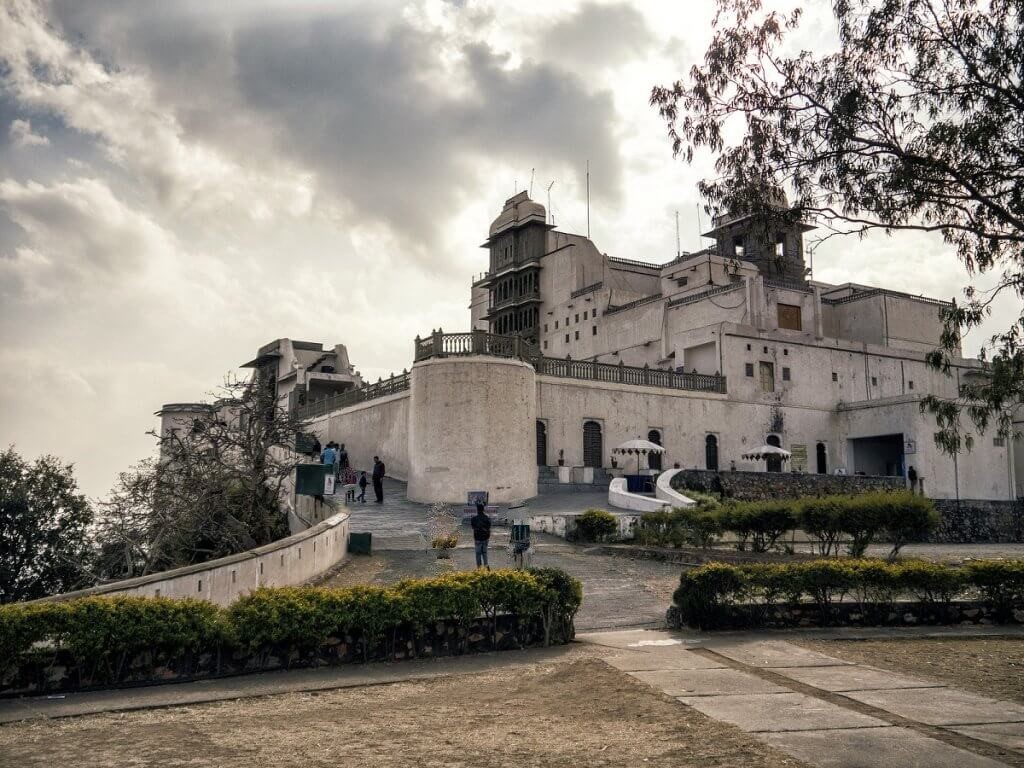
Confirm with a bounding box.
[766,434,783,473]
[705,434,719,471]
[536,421,547,466]
[583,421,603,468]
[816,442,827,474]
[647,429,662,471]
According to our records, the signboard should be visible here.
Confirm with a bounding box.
[904,439,917,455]
[295,463,329,496]
[324,474,336,495]
[790,444,808,472]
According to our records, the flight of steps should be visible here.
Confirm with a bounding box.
[537,465,612,494]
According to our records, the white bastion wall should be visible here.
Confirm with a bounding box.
[408,356,537,504]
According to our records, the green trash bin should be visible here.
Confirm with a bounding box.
[349,532,372,556]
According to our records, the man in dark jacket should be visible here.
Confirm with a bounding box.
[372,456,385,503]
[470,501,491,569]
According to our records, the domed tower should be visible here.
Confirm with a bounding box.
[478,191,551,341]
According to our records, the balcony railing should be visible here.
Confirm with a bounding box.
[487,289,541,312]
[570,281,603,299]
[295,372,411,420]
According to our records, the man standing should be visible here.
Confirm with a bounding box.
[372,455,386,503]
[338,443,349,471]
[470,501,491,570]
[907,466,918,494]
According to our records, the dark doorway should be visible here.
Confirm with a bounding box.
[583,421,603,468]
[849,434,905,476]
[647,429,662,471]
[766,434,783,473]
[536,421,547,466]
[705,434,719,471]
[816,442,827,474]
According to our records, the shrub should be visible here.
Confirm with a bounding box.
[671,559,1024,629]
[796,496,846,555]
[718,500,796,552]
[574,509,619,542]
[882,493,938,557]
[636,503,722,549]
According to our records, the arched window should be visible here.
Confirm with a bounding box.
[647,429,663,471]
[536,421,547,467]
[766,434,783,473]
[705,434,719,471]
[583,421,603,468]
[816,442,827,474]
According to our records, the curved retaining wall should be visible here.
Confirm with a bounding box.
[33,511,351,607]
[408,356,537,504]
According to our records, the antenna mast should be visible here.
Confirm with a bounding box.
[675,210,681,259]
[696,204,704,242]
[586,160,591,239]
[529,168,535,197]
[546,181,555,226]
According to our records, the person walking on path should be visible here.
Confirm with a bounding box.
[907,465,918,494]
[320,442,337,469]
[372,456,386,503]
[470,501,491,570]
[338,443,349,471]
[357,471,368,503]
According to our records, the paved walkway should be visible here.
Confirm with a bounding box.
[582,627,1024,767]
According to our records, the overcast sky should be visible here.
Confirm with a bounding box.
[0,0,1017,498]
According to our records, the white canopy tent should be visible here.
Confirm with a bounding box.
[612,438,666,475]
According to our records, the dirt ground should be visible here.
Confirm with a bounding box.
[0,650,805,768]
[799,636,1024,703]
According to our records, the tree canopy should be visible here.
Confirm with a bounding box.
[0,447,94,603]
[651,0,1024,451]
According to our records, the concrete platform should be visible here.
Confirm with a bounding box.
[574,629,691,650]
[604,649,724,672]
[843,686,1024,726]
[630,668,787,697]
[708,640,855,669]
[676,691,888,733]
[773,664,945,692]
[952,722,1024,752]
[761,726,1011,768]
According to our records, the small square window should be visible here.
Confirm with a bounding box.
[994,436,1006,447]
[746,344,751,351]
[543,340,549,349]
[763,346,768,353]
[677,276,688,287]
[575,313,579,323]
[565,334,569,343]
[871,376,878,386]
[745,363,755,377]
[783,349,788,356]
[574,330,579,340]
[592,325,597,335]
[832,372,838,382]
[782,367,791,381]
[908,380,914,390]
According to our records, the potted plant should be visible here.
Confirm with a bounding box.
[431,533,458,558]
[427,502,458,558]
[557,449,565,467]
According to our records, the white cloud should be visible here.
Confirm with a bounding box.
[8,118,49,147]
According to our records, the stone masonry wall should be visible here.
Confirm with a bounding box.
[670,468,904,500]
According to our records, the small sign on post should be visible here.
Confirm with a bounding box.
[324,474,336,495]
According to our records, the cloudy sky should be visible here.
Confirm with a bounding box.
[0,0,1016,498]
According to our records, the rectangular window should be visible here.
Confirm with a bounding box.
[871,376,878,386]
[677,277,688,287]
[782,367,791,382]
[555,320,559,329]
[783,349,788,356]
[575,313,579,323]
[565,334,569,343]
[908,380,914,390]
[592,325,597,335]
[593,308,599,317]
[543,340,548,350]
[774,234,785,258]
[575,330,579,340]
[759,361,775,392]
[734,237,745,258]
[544,324,548,333]
[777,303,802,331]
[994,436,1006,447]
[746,344,751,351]
[832,372,838,382]
[745,363,754,377]
[583,311,588,320]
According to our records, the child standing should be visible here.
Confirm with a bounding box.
[357,471,368,503]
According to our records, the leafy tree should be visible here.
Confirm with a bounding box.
[0,447,94,603]
[651,0,1024,451]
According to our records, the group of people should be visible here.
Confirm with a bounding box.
[311,438,387,504]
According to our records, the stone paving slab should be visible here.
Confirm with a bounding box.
[630,668,787,697]
[708,640,855,669]
[773,664,946,692]
[952,722,1024,752]
[574,629,688,650]
[676,691,888,733]
[604,649,724,672]
[843,687,1024,726]
[761,726,1012,768]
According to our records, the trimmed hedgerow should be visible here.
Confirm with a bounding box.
[671,559,1024,629]
[0,568,583,690]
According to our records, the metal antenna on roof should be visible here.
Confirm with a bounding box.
[675,210,681,259]
[546,181,555,225]
[696,204,704,242]
[586,160,591,239]
[529,168,535,197]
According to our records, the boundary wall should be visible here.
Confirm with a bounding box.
[32,511,350,607]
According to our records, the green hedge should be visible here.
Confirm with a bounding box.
[637,491,937,556]
[574,509,619,542]
[0,568,583,685]
[672,559,1024,629]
